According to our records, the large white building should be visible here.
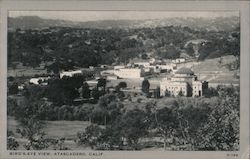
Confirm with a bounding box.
[171,58,186,64]
[160,67,208,97]
[60,70,82,78]
[114,68,144,79]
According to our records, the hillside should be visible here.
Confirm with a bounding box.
[8,16,239,31]
[7,16,240,71]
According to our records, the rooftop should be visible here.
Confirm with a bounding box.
[175,67,194,75]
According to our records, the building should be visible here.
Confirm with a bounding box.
[160,67,208,97]
[171,58,186,64]
[29,77,50,85]
[106,75,118,80]
[160,81,188,96]
[86,80,98,90]
[60,70,82,78]
[134,62,150,67]
[100,70,114,76]
[155,63,177,72]
[114,65,125,70]
[192,80,208,97]
[114,68,144,79]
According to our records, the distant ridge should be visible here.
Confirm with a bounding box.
[8,16,239,31]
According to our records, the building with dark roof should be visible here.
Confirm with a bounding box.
[175,67,194,75]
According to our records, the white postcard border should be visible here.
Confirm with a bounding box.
[0,1,249,159]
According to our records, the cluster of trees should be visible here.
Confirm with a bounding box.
[76,85,239,151]
[8,97,70,150]
[8,25,240,70]
[141,79,160,98]
[8,84,239,150]
[7,76,129,122]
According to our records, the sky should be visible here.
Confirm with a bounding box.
[9,11,239,22]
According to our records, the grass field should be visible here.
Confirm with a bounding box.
[8,67,47,77]
[8,116,90,140]
[7,116,92,150]
[177,55,239,84]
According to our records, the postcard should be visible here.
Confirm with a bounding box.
[0,0,249,159]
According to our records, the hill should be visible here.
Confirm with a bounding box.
[8,16,239,31]
[7,16,240,70]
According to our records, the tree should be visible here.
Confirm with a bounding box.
[82,82,91,99]
[91,87,103,100]
[196,86,239,150]
[96,123,124,150]
[46,77,81,105]
[119,109,149,150]
[7,131,19,150]
[141,54,148,59]
[97,78,107,91]
[156,45,180,59]
[77,124,103,149]
[178,90,184,97]
[97,94,120,125]
[154,87,161,98]
[118,82,127,89]
[77,123,124,150]
[142,79,150,95]
[15,100,51,150]
[174,102,211,150]
[7,98,18,116]
[8,82,18,95]
[203,87,219,98]
[185,43,195,56]
[155,107,179,150]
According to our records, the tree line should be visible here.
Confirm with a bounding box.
[8,84,239,151]
[8,25,240,71]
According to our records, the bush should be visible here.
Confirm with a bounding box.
[118,82,127,88]
[7,136,19,150]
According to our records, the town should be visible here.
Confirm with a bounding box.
[27,57,208,100]
[7,12,240,151]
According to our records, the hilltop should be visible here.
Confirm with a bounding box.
[8,16,239,31]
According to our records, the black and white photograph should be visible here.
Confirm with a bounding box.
[6,10,242,151]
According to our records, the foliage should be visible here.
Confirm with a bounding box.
[7,131,19,150]
[92,93,123,125]
[91,88,105,100]
[77,108,148,150]
[118,82,127,88]
[82,82,91,99]
[196,85,239,150]
[7,74,239,150]
[142,79,150,95]
[155,106,179,150]
[153,87,161,99]
[8,82,19,95]
[45,76,85,105]
[7,98,18,116]
[77,124,103,149]
[156,45,180,59]
[119,109,149,150]
[203,87,219,98]
[15,99,50,150]
[8,26,239,69]
[185,43,195,56]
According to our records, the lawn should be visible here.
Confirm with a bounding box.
[8,67,47,77]
[8,116,92,150]
[177,55,239,84]
[8,116,90,140]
